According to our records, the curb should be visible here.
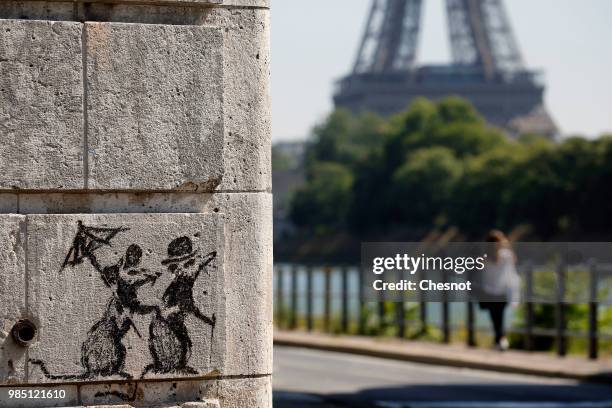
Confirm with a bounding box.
[274,333,612,385]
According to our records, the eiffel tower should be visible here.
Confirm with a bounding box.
[334,0,558,137]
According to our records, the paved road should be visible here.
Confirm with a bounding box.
[273,346,612,408]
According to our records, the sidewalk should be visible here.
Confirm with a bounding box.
[274,330,612,383]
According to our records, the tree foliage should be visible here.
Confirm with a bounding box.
[290,162,354,234]
[289,97,612,240]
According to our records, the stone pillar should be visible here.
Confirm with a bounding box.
[0,1,272,407]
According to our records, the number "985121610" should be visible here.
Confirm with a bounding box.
[8,389,67,399]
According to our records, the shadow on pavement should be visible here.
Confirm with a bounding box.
[274,390,345,408]
[276,383,612,408]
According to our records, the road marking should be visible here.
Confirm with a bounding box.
[375,401,612,408]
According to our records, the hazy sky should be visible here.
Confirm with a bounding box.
[271,0,612,141]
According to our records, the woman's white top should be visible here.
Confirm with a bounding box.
[482,248,520,302]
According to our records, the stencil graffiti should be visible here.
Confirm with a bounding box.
[142,237,217,377]
[29,221,217,380]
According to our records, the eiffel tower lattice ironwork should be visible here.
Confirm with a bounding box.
[334,0,558,137]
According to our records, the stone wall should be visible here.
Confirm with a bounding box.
[0,1,272,407]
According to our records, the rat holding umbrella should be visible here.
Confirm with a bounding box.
[30,221,161,380]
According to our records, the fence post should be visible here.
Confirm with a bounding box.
[420,298,427,334]
[306,266,313,332]
[441,270,450,343]
[341,266,349,333]
[397,301,406,339]
[589,260,598,360]
[378,284,386,333]
[358,265,366,335]
[324,266,332,332]
[555,260,567,357]
[525,262,534,351]
[466,301,476,347]
[290,265,298,330]
[276,265,284,328]
[442,300,450,343]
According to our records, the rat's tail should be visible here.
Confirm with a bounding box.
[29,359,89,380]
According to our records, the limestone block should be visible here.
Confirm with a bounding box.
[0,215,26,384]
[215,8,271,192]
[80,379,217,407]
[83,0,221,4]
[81,4,214,26]
[0,19,84,190]
[85,405,134,408]
[80,377,269,407]
[0,194,18,213]
[17,192,274,375]
[0,1,213,25]
[26,214,226,383]
[222,0,269,7]
[210,193,273,376]
[216,377,271,408]
[86,23,224,191]
[0,2,76,21]
[182,401,220,408]
[85,0,222,4]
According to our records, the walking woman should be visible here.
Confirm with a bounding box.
[480,230,520,351]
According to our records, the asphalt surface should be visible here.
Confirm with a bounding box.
[273,346,612,408]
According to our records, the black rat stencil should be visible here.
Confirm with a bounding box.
[29,222,217,381]
[141,236,217,377]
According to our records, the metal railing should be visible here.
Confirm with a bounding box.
[274,263,612,360]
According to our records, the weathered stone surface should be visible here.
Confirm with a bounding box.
[85,405,134,408]
[82,4,214,26]
[215,8,271,192]
[80,377,269,407]
[0,194,18,213]
[80,0,268,5]
[0,9,271,193]
[0,0,269,14]
[86,23,224,191]
[84,0,222,4]
[0,2,76,21]
[214,193,273,376]
[26,214,226,383]
[0,385,79,407]
[0,215,26,385]
[0,2,214,25]
[216,377,271,408]
[17,192,274,375]
[182,401,220,408]
[222,0,269,7]
[0,19,84,190]
[80,379,217,407]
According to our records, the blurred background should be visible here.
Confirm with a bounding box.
[269,1,612,407]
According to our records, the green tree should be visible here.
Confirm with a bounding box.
[306,109,386,169]
[437,96,484,125]
[450,144,526,236]
[272,149,292,171]
[287,95,612,244]
[390,147,463,226]
[290,162,354,233]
